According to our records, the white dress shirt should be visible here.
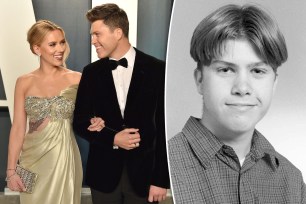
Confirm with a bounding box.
[111,46,136,118]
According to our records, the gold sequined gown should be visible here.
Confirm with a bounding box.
[20,85,82,204]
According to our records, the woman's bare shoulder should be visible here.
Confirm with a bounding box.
[63,68,82,84]
[14,70,40,94]
[16,70,39,85]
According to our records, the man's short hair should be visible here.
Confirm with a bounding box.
[86,3,129,38]
[190,4,288,71]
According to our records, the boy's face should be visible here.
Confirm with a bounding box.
[194,39,277,138]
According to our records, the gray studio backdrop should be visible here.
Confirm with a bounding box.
[166,0,306,177]
[0,0,172,190]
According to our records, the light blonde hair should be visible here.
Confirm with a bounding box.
[27,20,70,67]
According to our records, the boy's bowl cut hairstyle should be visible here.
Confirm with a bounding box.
[190,4,288,71]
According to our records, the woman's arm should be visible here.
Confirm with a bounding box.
[6,77,27,191]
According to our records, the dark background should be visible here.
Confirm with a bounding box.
[0,0,172,190]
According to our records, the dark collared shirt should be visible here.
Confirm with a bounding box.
[168,117,306,204]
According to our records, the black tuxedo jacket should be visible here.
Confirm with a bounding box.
[73,48,170,197]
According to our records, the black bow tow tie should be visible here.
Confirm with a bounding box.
[109,58,128,70]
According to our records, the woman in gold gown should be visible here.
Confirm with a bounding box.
[6,20,83,204]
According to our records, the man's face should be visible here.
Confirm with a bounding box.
[194,39,277,138]
[90,20,120,59]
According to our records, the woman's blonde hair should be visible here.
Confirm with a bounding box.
[27,20,70,67]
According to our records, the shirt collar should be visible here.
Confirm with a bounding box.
[120,46,136,69]
[183,116,279,170]
[250,130,279,171]
[182,117,223,168]
[108,46,136,69]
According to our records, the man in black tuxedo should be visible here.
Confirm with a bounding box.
[73,3,170,204]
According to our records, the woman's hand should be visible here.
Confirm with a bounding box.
[6,171,26,192]
[87,117,105,132]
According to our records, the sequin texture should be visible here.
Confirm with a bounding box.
[25,96,74,133]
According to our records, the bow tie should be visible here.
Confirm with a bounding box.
[109,58,128,70]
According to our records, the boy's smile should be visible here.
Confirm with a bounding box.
[194,38,277,139]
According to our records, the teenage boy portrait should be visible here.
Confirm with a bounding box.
[167,3,306,203]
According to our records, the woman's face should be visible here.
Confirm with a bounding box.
[36,29,66,67]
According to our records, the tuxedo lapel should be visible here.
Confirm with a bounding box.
[96,59,123,119]
[124,51,145,117]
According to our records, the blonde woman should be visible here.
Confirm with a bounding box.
[6,20,82,204]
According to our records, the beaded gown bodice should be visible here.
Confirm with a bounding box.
[25,96,74,120]
[24,86,77,133]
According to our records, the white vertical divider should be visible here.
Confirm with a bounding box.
[91,0,138,62]
[0,1,37,122]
